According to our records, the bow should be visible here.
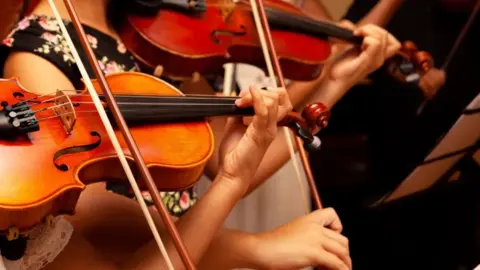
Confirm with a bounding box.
[47,0,194,268]
[247,0,323,211]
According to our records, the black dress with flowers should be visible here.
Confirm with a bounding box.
[0,15,197,217]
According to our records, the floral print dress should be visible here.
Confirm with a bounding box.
[1,15,197,217]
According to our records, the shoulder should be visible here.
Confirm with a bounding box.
[1,15,77,95]
[3,51,74,95]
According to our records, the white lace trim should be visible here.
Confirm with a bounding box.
[1,217,73,270]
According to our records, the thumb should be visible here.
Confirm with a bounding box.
[308,208,343,232]
[337,19,356,31]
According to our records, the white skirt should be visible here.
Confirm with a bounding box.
[0,217,73,270]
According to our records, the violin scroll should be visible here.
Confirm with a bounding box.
[387,40,434,84]
[277,102,330,152]
[412,50,434,73]
[302,103,330,131]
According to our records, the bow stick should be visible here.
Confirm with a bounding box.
[442,0,480,72]
[47,0,195,268]
[417,0,480,115]
[248,0,323,210]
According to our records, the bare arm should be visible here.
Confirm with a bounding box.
[123,175,249,269]
[203,75,325,193]
[4,52,246,269]
[298,0,333,20]
[3,52,76,94]
[357,0,405,26]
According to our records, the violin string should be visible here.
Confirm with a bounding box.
[30,99,249,122]
[35,109,228,122]
[68,93,239,101]
[64,101,237,107]
[20,89,79,104]
[29,103,70,115]
[36,111,78,122]
[248,0,311,214]
[27,101,239,117]
[47,1,174,268]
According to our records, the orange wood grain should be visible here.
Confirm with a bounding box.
[0,72,214,233]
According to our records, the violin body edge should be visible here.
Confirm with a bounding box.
[117,0,331,81]
[0,73,215,236]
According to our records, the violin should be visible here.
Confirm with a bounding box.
[115,0,361,81]
[0,71,327,241]
[387,40,434,86]
[117,0,438,86]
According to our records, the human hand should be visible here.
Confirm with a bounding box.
[418,68,446,99]
[329,21,401,87]
[217,87,292,191]
[251,208,351,270]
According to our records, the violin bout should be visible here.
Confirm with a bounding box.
[0,73,214,238]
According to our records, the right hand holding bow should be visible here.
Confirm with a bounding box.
[252,208,352,270]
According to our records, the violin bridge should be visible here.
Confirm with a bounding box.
[54,90,77,135]
[219,0,235,20]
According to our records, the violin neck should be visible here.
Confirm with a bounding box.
[105,95,254,125]
[265,7,363,45]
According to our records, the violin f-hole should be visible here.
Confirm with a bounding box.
[210,25,246,44]
[53,131,102,171]
[13,92,24,101]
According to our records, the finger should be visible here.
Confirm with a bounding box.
[267,87,292,121]
[314,250,350,270]
[236,87,279,107]
[309,208,343,232]
[239,88,249,97]
[361,36,383,69]
[235,91,253,107]
[321,237,352,269]
[337,19,356,31]
[385,33,401,57]
[382,27,388,63]
[263,92,279,132]
[353,24,386,40]
[250,86,269,131]
[354,24,399,58]
[273,87,292,111]
[323,229,349,249]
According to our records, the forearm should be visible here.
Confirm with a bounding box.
[122,175,246,269]
[205,121,299,196]
[299,0,333,20]
[357,0,404,27]
[198,228,260,269]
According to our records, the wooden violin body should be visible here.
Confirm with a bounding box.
[117,0,334,81]
[0,71,327,239]
[0,73,214,238]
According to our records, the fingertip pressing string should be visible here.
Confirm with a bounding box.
[46,1,174,269]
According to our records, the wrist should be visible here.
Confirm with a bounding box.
[310,76,351,109]
[214,170,249,198]
[240,233,267,269]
